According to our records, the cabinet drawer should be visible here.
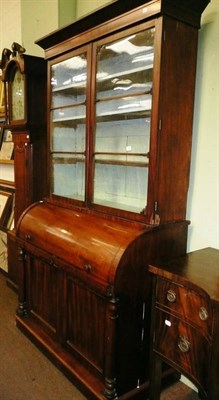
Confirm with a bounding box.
[153,309,210,394]
[156,278,212,337]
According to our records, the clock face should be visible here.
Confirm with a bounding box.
[11,68,25,121]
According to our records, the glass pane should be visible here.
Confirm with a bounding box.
[96,29,154,99]
[51,154,85,200]
[52,105,86,123]
[51,55,87,107]
[93,164,148,213]
[97,70,153,99]
[96,94,151,119]
[51,122,85,152]
[93,28,154,213]
[11,69,25,120]
[50,52,87,201]
[95,118,150,160]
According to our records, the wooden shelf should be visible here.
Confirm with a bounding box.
[0,159,14,164]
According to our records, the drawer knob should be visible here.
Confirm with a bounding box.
[84,263,92,272]
[25,234,31,241]
[199,306,208,321]
[166,289,176,303]
[178,335,190,353]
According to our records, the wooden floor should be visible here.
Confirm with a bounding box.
[161,381,199,400]
[0,271,199,400]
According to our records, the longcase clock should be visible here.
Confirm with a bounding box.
[1,45,47,288]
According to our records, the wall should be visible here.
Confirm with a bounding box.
[0,1,21,182]
[0,0,59,182]
[186,0,219,251]
[0,0,22,50]
[76,0,113,18]
[59,0,76,28]
[21,0,59,57]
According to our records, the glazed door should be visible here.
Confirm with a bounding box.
[49,46,91,205]
[91,23,155,217]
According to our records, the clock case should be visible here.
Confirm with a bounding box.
[1,52,47,289]
[2,52,47,224]
[2,53,46,130]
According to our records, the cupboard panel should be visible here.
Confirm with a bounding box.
[26,255,61,339]
[65,277,106,375]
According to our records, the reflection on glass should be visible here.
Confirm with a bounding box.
[51,55,87,107]
[96,95,151,118]
[11,68,25,120]
[96,30,154,99]
[93,28,154,213]
[50,53,87,201]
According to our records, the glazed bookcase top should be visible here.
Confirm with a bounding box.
[35,0,210,225]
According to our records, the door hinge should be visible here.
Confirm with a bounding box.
[159,119,162,131]
[150,201,160,225]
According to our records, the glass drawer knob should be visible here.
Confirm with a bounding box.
[199,307,208,321]
[178,335,190,353]
[166,289,176,303]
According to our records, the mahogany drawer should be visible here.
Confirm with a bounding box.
[156,278,212,338]
[153,308,210,394]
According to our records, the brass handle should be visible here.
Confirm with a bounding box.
[84,263,92,272]
[25,234,31,241]
[178,335,190,353]
[199,306,208,321]
[49,256,58,269]
[166,289,176,303]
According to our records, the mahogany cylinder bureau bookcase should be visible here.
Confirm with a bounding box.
[15,1,209,399]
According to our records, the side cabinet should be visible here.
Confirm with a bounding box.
[149,248,219,400]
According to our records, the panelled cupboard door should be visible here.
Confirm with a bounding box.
[64,276,106,377]
[25,254,107,378]
[25,254,63,341]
